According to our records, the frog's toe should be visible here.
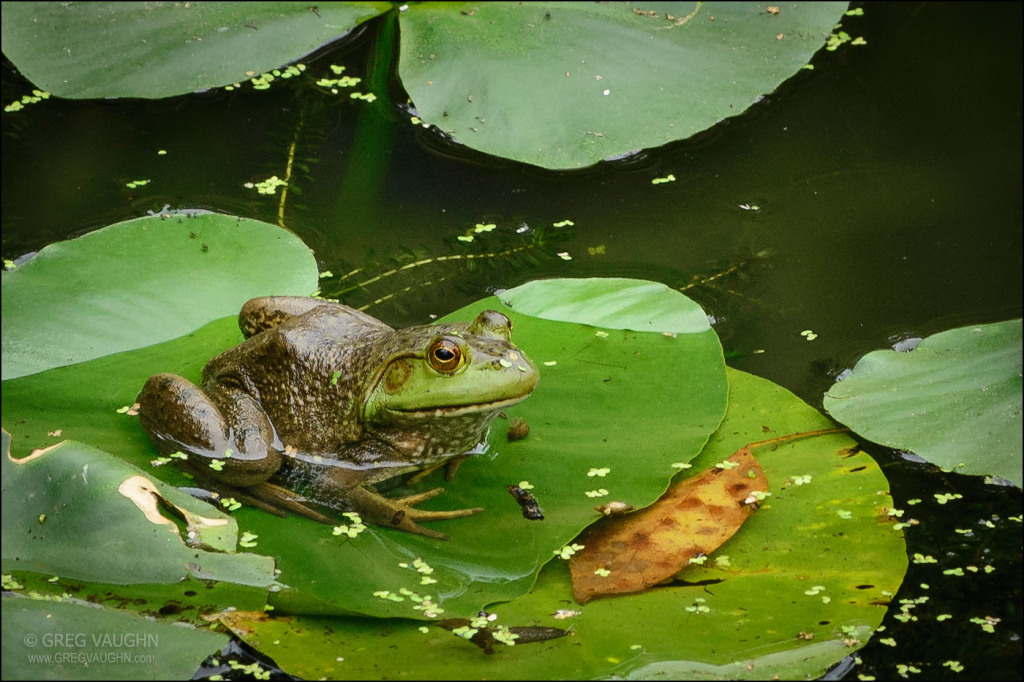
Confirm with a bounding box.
[391,498,483,540]
[355,487,482,539]
[391,488,484,521]
[389,509,483,540]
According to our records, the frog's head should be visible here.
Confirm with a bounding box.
[364,310,538,422]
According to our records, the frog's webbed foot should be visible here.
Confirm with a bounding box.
[350,486,482,540]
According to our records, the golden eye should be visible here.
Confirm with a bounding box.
[428,338,464,373]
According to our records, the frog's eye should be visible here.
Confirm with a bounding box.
[428,338,465,373]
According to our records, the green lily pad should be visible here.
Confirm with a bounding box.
[4,3,848,169]
[2,277,729,618]
[500,277,711,332]
[400,1,849,168]
[219,369,906,680]
[1,213,318,381]
[1,430,277,589]
[824,320,1023,487]
[0,2,389,99]
[1,592,228,681]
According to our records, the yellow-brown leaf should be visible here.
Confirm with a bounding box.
[570,447,767,603]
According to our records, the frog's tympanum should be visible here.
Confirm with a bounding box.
[137,296,539,539]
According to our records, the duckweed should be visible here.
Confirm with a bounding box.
[220,497,242,511]
[554,543,585,560]
[3,89,51,112]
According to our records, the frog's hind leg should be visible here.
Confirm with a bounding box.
[139,374,336,522]
[137,373,282,487]
[244,481,335,524]
[187,478,335,525]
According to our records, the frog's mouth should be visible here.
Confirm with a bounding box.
[386,393,532,418]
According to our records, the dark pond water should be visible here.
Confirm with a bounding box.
[2,2,1020,679]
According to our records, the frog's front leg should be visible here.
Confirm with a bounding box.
[137,373,290,506]
[288,443,483,540]
[403,453,471,486]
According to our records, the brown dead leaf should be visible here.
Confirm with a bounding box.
[570,447,768,603]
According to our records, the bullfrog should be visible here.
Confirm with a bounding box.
[137,296,539,539]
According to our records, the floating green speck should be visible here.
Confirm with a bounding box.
[554,543,585,560]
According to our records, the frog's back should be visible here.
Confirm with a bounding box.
[205,304,393,451]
